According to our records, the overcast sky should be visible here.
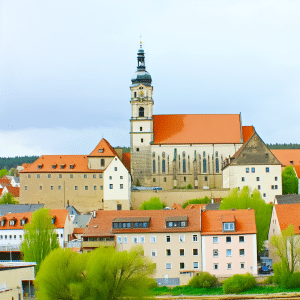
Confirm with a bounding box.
[1,0,300,157]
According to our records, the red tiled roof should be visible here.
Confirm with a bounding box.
[122,153,131,172]
[88,138,118,157]
[185,204,206,210]
[294,166,300,179]
[275,204,300,234]
[271,149,300,167]
[73,228,85,234]
[84,209,200,237]
[0,188,3,196]
[152,114,242,144]
[242,126,255,143]
[22,163,31,169]
[172,203,183,210]
[0,209,68,230]
[5,186,20,197]
[201,209,256,235]
[20,155,103,173]
[0,177,11,186]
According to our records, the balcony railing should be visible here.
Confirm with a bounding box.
[0,244,21,251]
[82,240,116,248]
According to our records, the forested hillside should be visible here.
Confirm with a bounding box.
[267,143,300,149]
[0,156,39,170]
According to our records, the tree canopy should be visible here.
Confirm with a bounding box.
[0,156,39,170]
[219,186,273,253]
[282,166,298,195]
[139,197,166,210]
[0,192,19,205]
[182,196,211,209]
[21,208,60,273]
[0,169,8,178]
[35,246,155,300]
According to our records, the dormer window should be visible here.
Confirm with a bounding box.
[112,217,150,230]
[70,164,75,169]
[165,216,188,228]
[21,218,27,226]
[9,219,16,226]
[52,164,57,169]
[37,164,43,169]
[0,218,7,226]
[223,222,235,232]
[98,149,104,153]
[60,164,66,169]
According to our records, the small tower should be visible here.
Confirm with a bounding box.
[130,41,154,186]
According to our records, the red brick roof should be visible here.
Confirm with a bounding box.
[152,114,242,145]
[271,149,300,167]
[84,209,200,237]
[88,138,118,157]
[122,153,131,172]
[275,204,300,234]
[201,209,256,235]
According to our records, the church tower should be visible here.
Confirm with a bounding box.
[130,42,154,186]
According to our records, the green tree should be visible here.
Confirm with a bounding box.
[35,246,155,300]
[219,186,273,253]
[282,166,298,194]
[21,208,60,273]
[182,196,211,209]
[0,168,8,178]
[0,192,19,204]
[139,197,166,210]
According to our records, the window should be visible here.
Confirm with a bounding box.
[226,236,232,243]
[70,174,73,178]
[183,159,186,173]
[226,249,232,257]
[271,185,274,189]
[133,236,138,244]
[179,235,185,242]
[28,174,31,178]
[100,174,102,178]
[193,235,198,242]
[117,236,122,244]
[139,236,145,243]
[60,164,65,169]
[14,235,16,239]
[39,186,42,190]
[166,249,171,256]
[109,176,112,180]
[275,185,278,189]
[94,185,97,190]
[214,264,219,270]
[213,249,219,257]
[152,160,156,173]
[227,263,232,270]
[25,186,28,190]
[101,159,105,167]
[193,262,199,269]
[120,176,123,179]
[216,158,219,173]
[123,237,128,244]
[150,236,156,243]
[139,107,144,117]
[19,235,22,239]
[9,220,15,226]
[50,186,53,190]
[183,176,186,182]
[180,249,185,256]
[136,148,139,152]
[93,174,96,178]
[162,159,166,173]
[166,221,187,228]
[37,174,40,178]
[239,236,245,243]
[75,186,78,190]
[9,235,12,239]
[0,235,2,239]
[256,177,260,181]
[141,138,143,143]
[258,185,261,190]
[100,186,103,190]
[120,184,123,189]
[266,167,270,173]
[114,167,117,171]
[153,178,156,182]
[240,263,245,269]
[166,263,171,269]
[48,174,51,178]
[252,167,255,173]
[166,235,171,243]
[21,219,26,226]
[263,193,266,197]
[193,249,198,256]
[246,167,249,173]
[203,158,207,173]
[240,249,245,256]
[205,176,208,181]
[164,177,167,182]
[109,184,113,189]
[241,177,245,182]
[213,237,218,243]
[117,204,122,211]
[223,223,235,231]
[180,262,185,269]
[275,176,278,181]
[151,249,157,257]
[140,127,142,131]
[83,174,87,179]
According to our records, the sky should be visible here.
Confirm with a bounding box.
[1,0,300,157]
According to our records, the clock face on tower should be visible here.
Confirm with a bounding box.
[139,90,144,97]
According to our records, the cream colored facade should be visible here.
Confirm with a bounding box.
[115,232,201,285]
[201,234,257,276]
[223,165,282,203]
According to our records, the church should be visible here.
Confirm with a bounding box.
[130,42,255,190]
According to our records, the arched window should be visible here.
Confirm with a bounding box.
[139,107,144,117]
[216,158,219,173]
[183,159,186,173]
[162,159,166,173]
[203,158,207,173]
[153,160,156,173]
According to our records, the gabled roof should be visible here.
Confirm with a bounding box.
[152,114,243,145]
[227,132,281,166]
[0,204,44,216]
[88,138,118,157]
[185,204,206,210]
[275,203,300,234]
[274,194,300,204]
[271,149,300,167]
[20,155,103,173]
[122,153,131,172]
[172,203,183,210]
[84,209,200,237]
[5,186,20,197]
[0,177,11,186]
[73,214,92,228]
[201,209,256,235]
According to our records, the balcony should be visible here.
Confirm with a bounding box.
[82,240,116,248]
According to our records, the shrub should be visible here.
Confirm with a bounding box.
[272,261,290,286]
[182,197,211,209]
[139,197,166,210]
[284,272,300,289]
[187,184,193,189]
[262,275,273,285]
[188,272,218,288]
[223,274,256,294]
[147,278,158,289]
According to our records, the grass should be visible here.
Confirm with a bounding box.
[150,285,300,296]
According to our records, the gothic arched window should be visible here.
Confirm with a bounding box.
[162,159,166,173]
[203,158,207,173]
[216,158,219,173]
[153,160,156,173]
[183,159,186,173]
[139,107,144,117]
